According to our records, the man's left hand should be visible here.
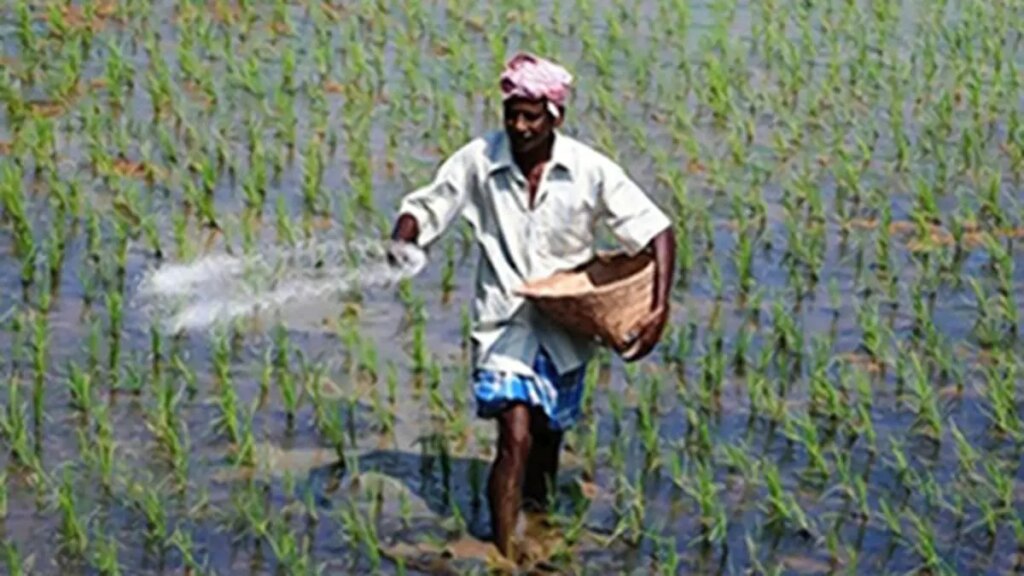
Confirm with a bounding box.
[621,305,669,362]
[621,227,676,362]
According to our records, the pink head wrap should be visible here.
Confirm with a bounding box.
[499,52,573,119]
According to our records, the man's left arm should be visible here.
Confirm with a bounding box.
[598,162,676,361]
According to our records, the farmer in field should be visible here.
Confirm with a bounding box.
[389,52,675,559]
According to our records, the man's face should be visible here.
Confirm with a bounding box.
[504,98,560,155]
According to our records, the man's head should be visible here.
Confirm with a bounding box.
[504,96,562,155]
[499,52,572,155]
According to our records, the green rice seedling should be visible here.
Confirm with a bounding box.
[982,233,1018,336]
[274,194,297,247]
[317,398,348,463]
[873,200,893,279]
[168,528,206,575]
[127,478,169,551]
[850,372,877,449]
[358,335,380,384]
[681,458,727,546]
[856,296,886,364]
[182,176,217,231]
[719,440,758,489]
[0,470,5,520]
[979,352,1022,439]
[426,361,453,426]
[580,415,600,482]
[0,162,35,292]
[977,167,1010,231]
[104,291,123,389]
[905,509,948,574]
[338,498,382,572]
[231,477,270,540]
[242,134,268,212]
[384,360,399,412]
[786,413,830,483]
[966,483,1001,541]
[306,361,329,429]
[6,308,25,374]
[232,400,259,469]
[66,361,93,419]
[301,134,325,217]
[256,347,273,408]
[745,367,770,424]
[917,469,946,512]
[733,220,756,300]
[144,44,175,122]
[277,346,302,428]
[91,532,121,576]
[171,352,198,400]
[688,407,712,461]
[885,438,918,492]
[1010,515,1024,555]
[409,298,428,374]
[148,324,163,380]
[83,401,117,492]
[1,377,35,469]
[45,208,68,304]
[808,338,843,420]
[697,339,725,405]
[770,299,802,380]
[55,467,90,560]
[608,474,648,548]
[761,458,813,537]
[636,378,661,472]
[212,368,241,445]
[27,116,58,178]
[743,531,784,576]
[905,351,942,440]
[212,328,234,387]
[909,281,935,344]
[440,238,456,296]
[979,459,1015,521]
[2,541,27,576]
[30,311,48,435]
[847,468,871,524]
[967,278,1001,349]
[949,423,979,485]
[651,531,681,576]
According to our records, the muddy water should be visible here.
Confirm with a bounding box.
[2,0,1024,574]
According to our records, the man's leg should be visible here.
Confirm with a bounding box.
[522,406,563,511]
[488,403,532,557]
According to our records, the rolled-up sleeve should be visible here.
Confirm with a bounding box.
[397,150,472,248]
[598,162,672,255]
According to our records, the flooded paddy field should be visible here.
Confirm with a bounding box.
[1,0,1023,574]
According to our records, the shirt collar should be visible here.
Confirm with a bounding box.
[487,129,575,178]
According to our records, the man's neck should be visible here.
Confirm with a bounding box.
[512,132,555,175]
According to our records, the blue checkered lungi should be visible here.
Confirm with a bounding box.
[473,348,587,431]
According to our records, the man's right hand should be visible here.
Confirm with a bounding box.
[387,241,421,269]
[388,213,420,267]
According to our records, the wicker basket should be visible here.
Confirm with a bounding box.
[514,250,660,357]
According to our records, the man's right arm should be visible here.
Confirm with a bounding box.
[389,144,475,252]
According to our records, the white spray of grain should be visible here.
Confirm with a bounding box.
[133,238,426,333]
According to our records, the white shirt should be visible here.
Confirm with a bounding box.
[398,129,671,378]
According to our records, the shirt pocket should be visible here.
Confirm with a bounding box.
[542,187,595,258]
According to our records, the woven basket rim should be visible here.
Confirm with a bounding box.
[515,250,654,299]
[514,250,656,353]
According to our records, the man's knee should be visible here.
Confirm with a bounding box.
[497,404,533,459]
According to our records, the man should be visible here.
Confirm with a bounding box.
[389,52,675,559]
